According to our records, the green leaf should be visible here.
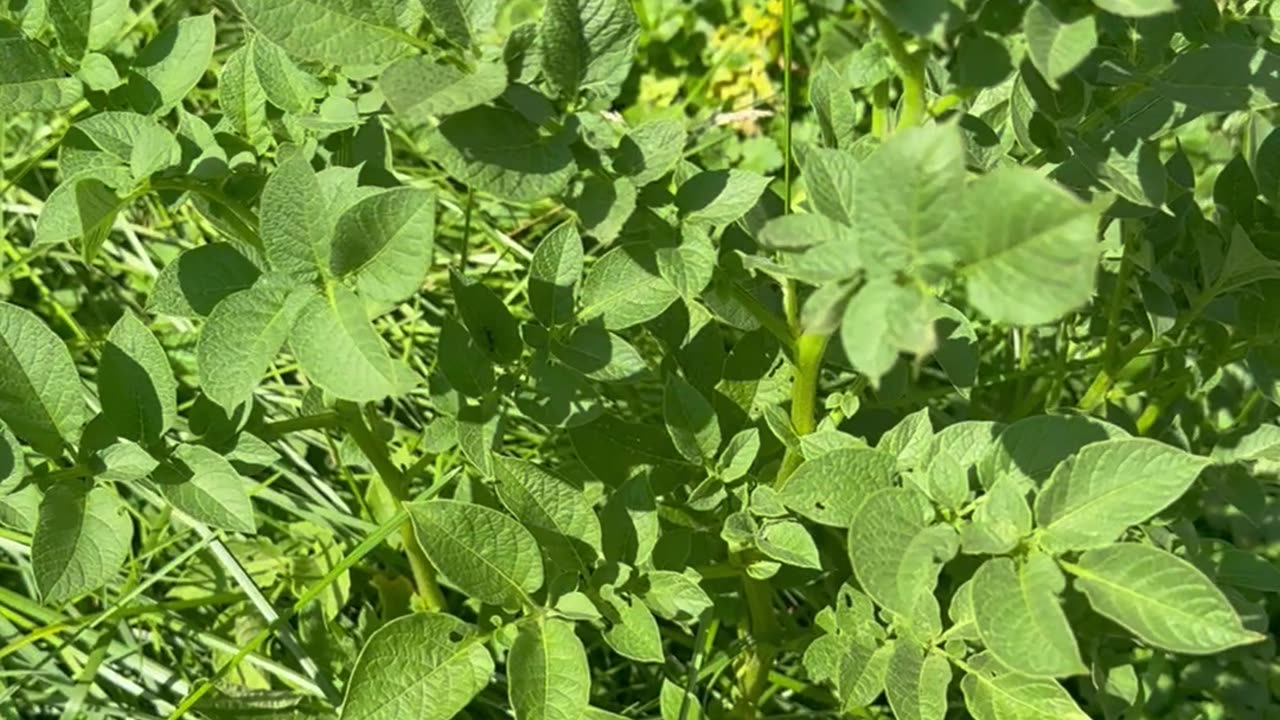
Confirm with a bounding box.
[579,245,679,329]
[600,589,663,662]
[234,0,412,65]
[127,14,216,114]
[960,661,1089,720]
[420,0,497,48]
[1214,227,1280,294]
[884,642,951,720]
[853,124,966,272]
[571,175,637,245]
[848,487,957,638]
[148,244,262,318]
[641,570,713,623]
[381,57,507,126]
[538,0,638,101]
[663,374,720,464]
[99,312,177,444]
[429,106,576,202]
[66,111,182,185]
[1156,44,1280,112]
[878,408,934,471]
[657,228,716,300]
[33,483,132,604]
[866,0,953,39]
[1023,1,1096,86]
[0,22,83,111]
[960,478,1032,555]
[218,42,270,151]
[797,145,859,225]
[660,678,703,720]
[810,60,858,150]
[251,36,325,113]
[757,520,822,569]
[717,428,759,482]
[840,278,936,384]
[529,222,584,327]
[156,443,257,533]
[613,119,686,185]
[49,0,127,60]
[1093,0,1175,15]
[551,325,647,383]
[919,421,1002,509]
[0,422,25,495]
[976,414,1128,492]
[437,318,494,397]
[675,170,771,226]
[409,499,544,607]
[493,456,603,575]
[779,448,897,526]
[956,167,1101,326]
[451,273,522,364]
[0,302,88,457]
[92,439,157,482]
[35,174,123,262]
[1069,543,1264,654]
[198,277,310,411]
[508,618,591,720]
[260,150,327,276]
[600,475,659,566]
[1034,439,1211,552]
[331,187,436,306]
[290,286,417,402]
[340,613,494,720]
[972,555,1085,677]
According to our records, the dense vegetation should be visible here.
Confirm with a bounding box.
[1,0,1279,718]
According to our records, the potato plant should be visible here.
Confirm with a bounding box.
[0,0,1278,718]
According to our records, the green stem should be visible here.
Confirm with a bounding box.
[340,407,446,613]
[781,0,794,214]
[869,8,927,131]
[260,411,340,438]
[776,333,830,490]
[871,82,890,138]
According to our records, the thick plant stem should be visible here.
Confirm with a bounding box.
[777,333,831,489]
[869,8,927,131]
[341,408,446,612]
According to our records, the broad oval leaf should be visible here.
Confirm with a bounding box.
[493,456,603,574]
[260,150,327,276]
[848,487,958,638]
[409,499,544,607]
[289,286,417,403]
[956,167,1100,326]
[341,613,494,720]
[1023,1,1096,85]
[779,447,897,527]
[579,245,679,329]
[1034,439,1211,552]
[33,483,132,604]
[971,555,1086,678]
[0,302,88,457]
[155,443,257,533]
[198,277,310,412]
[330,187,436,306]
[99,312,177,444]
[381,57,507,125]
[149,243,262,318]
[233,0,412,66]
[508,618,591,720]
[663,374,720,464]
[529,222,584,327]
[884,641,951,720]
[0,23,83,111]
[976,414,1128,492]
[127,14,215,114]
[538,0,638,102]
[960,661,1089,720]
[429,105,576,202]
[676,169,772,226]
[1070,543,1264,654]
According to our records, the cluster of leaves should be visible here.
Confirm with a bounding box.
[2,0,1280,719]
